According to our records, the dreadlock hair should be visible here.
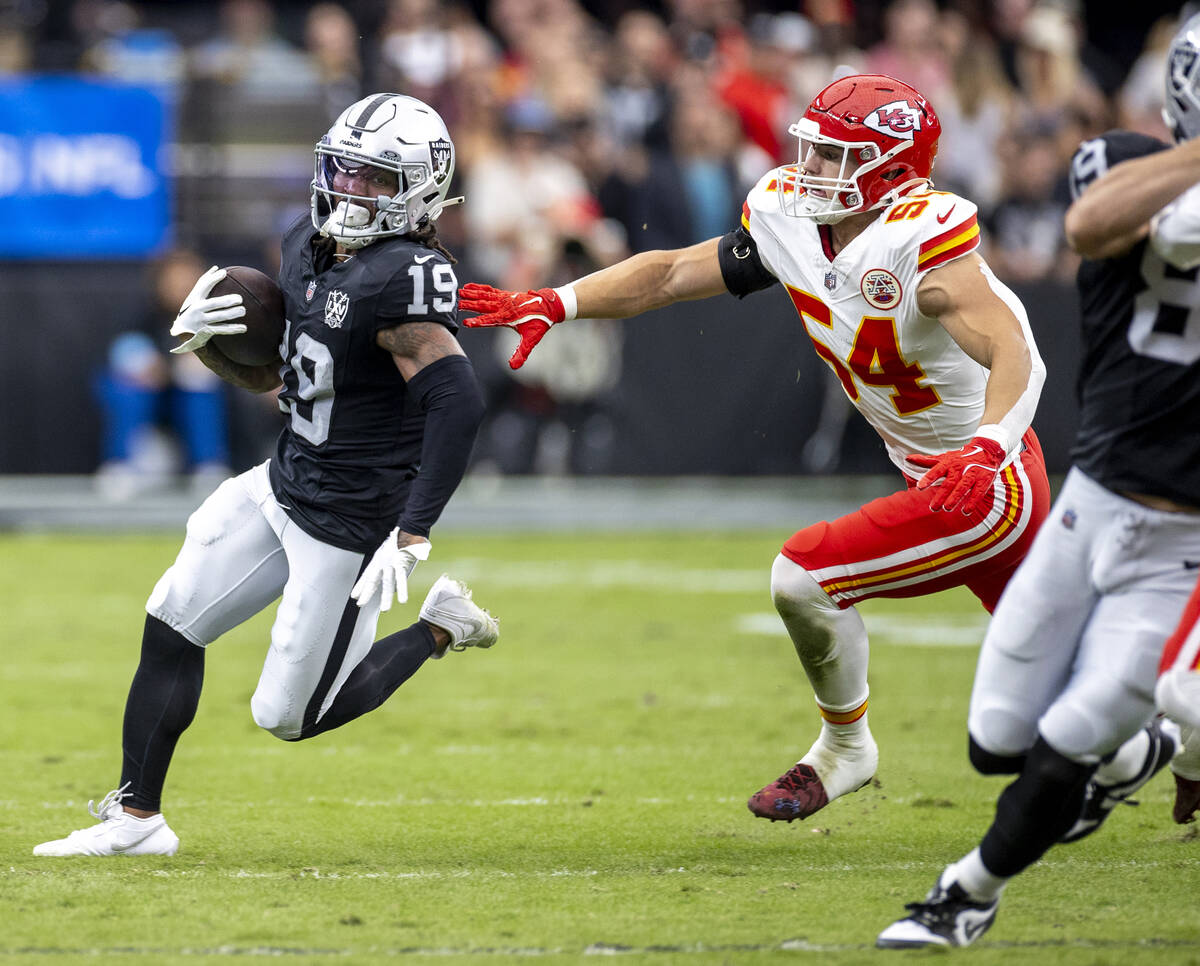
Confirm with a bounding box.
[408,221,457,265]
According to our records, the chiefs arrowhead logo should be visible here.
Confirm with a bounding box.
[864,100,922,141]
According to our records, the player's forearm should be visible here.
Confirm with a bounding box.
[977,338,1044,454]
[193,343,282,393]
[571,239,725,319]
[396,355,485,536]
[1065,138,1200,258]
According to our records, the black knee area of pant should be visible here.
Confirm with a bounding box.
[980,735,1094,878]
[969,734,1025,775]
[141,614,202,662]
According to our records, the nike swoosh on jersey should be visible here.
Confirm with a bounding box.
[936,205,956,224]
[413,253,436,264]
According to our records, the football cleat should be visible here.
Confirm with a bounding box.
[748,727,877,821]
[419,575,499,659]
[33,783,179,857]
[876,873,999,949]
[1060,720,1178,843]
[748,763,829,821]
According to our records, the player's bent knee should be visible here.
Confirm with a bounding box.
[968,734,1025,775]
[249,689,303,741]
[771,554,836,616]
[967,705,1038,763]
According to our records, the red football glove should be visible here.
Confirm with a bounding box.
[1173,772,1200,824]
[907,436,1006,515]
[458,284,566,369]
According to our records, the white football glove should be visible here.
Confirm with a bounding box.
[169,265,248,355]
[350,529,432,611]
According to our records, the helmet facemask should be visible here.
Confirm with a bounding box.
[780,117,925,224]
[312,149,442,249]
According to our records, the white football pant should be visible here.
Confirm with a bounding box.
[146,461,381,739]
[969,468,1200,763]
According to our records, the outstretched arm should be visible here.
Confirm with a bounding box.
[460,238,727,368]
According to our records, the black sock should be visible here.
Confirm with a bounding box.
[297,623,435,739]
[119,616,205,811]
[979,736,1094,877]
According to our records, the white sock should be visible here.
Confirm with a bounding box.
[1093,728,1151,786]
[946,848,1008,902]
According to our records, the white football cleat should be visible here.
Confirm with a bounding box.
[33,783,179,857]
[877,871,999,949]
[419,575,499,658]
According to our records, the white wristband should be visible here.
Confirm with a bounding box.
[553,284,578,321]
[973,423,1012,456]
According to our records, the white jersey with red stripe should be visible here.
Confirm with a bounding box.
[742,173,995,477]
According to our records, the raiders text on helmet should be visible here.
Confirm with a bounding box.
[311,93,461,249]
[779,74,941,224]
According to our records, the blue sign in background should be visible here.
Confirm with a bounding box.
[0,77,170,258]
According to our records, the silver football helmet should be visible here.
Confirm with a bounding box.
[1165,13,1200,143]
[311,93,461,249]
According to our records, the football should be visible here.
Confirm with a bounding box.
[209,266,286,366]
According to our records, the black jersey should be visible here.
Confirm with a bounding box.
[1068,131,1200,507]
[269,216,460,552]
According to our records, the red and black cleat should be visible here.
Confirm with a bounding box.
[747,763,830,821]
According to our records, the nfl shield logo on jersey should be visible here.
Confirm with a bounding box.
[325,289,349,328]
[305,280,316,302]
[824,269,838,292]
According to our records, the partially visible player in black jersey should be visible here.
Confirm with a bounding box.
[878,13,1200,949]
[33,95,499,858]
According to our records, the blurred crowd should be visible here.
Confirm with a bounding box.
[1,0,1193,483]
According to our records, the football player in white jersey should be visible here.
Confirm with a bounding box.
[459,74,1053,823]
[878,14,1200,948]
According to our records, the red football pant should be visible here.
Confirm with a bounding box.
[783,430,1050,613]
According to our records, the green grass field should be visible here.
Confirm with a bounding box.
[1,531,1197,965]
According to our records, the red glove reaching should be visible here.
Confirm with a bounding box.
[907,436,1006,515]
[458,284,566,369]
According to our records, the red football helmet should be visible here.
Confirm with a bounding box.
[780,74,941,223]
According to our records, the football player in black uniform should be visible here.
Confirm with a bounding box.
[878,13,1200,948]
[34,94,498,857]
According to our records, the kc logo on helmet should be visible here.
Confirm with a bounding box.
[325,289,349,328]
[864,100,922,141]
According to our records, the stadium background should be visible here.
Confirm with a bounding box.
[0,0,1189,483]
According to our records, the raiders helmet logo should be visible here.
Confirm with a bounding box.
[1169,44,1198,96]
[864,100,922,141]
[429,138,453,184]
[325,289,350,328]
[860,268,902,308]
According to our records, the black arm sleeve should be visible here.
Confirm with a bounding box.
[717,226,778,298]
[396,354,485,537]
